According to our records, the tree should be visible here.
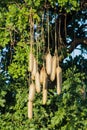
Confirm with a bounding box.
[0,0,87,129]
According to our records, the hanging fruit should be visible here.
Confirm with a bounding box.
[42,69,48,104]
[28,52,34,72]
[56,66,62,95]
[46,52,52,75]
[50,55,57,81]
[50,13,57,81]
[42,89,47,105]
[32,57,37,80]
[45,8,52,75]
[28,83,36,102]
[28,8,34,73]
[43,70,48,90]
[40,66,45,84]
[27,5,64,119]
[28,101,33,119]
[35,71,41,93]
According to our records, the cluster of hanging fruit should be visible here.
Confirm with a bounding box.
[28,50,62,119]
[28,9,62,119]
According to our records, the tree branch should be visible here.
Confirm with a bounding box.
[67,38,87,53]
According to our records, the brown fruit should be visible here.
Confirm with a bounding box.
[28,52,34,72]
[40,66,45,84]
[46,52,52,75]
[50,55,57,81]
[28,101,33,119]
[35,71,41,93]
[32,57,37,80]
[56,66,62,95]
[42,89,47,105]
[28,83,35,101]
[43,71,48,90]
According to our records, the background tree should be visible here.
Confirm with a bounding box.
[0,0,87,129]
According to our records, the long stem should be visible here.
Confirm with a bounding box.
[47,9,50,52]
[59,17,61,44]
[57,17,61,66]
[64,13,67,38]
[42,13,45,65]
[30,8,34,52]
[55,14,57,54]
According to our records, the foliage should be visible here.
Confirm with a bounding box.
[0,0,87,130]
